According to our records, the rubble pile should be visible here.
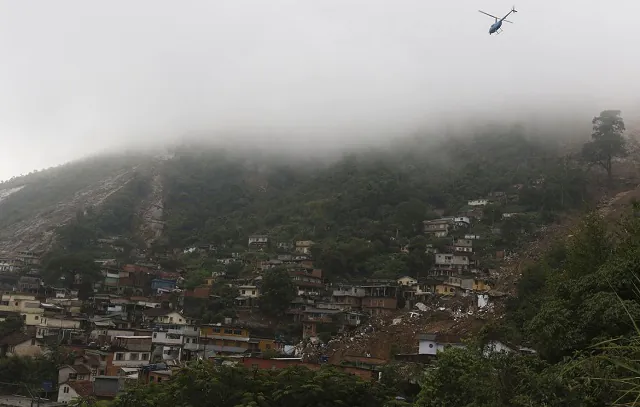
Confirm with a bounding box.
[298,295,498,363]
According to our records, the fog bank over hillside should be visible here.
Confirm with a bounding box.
[94,103,601,159]
[2,0,640,180]
[0,104,615,183]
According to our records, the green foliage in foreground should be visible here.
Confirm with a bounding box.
[507,205,640,363]
[382,203,640,407]
[112,363,393,407]
[0,355,58,395]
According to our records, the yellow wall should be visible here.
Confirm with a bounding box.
[473,280,491,291]
[258,339,276,351]
[436,284,456,296]
[199,327,275,353]
[200,326,250,338]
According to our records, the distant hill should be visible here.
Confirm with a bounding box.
[0,128,590,256]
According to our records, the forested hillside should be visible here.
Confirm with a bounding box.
[160,129,588,248]
[0,124,599,285]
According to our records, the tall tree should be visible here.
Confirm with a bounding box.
[582,110,627,182]
[259,267,296,317]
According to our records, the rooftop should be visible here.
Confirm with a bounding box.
[67,381,94,398]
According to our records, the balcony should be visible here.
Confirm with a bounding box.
[168,326,199,337]
[303,316,333,323]
[332,288,365,297]
[183,342,204,351]
[152,332,182,345]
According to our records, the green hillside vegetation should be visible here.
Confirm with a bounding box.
[147,129,589,282]
[39,127,597,286]
[160,130,588,249]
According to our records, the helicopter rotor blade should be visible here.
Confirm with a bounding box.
[478,10,499,19]
[503,19,513,23]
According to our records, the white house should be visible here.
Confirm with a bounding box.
[57,381,93,404]
[58,364,92,384]
[502,212,522,219]
[453,239,473,253]
[37,317,83,338]
[417,333,465,355]
[423,218,453,238]
[112,335,152,369]
[238,285,260,298]
[112,349,151,369]
[143,309,194,326]
[467,199,488,206]
[295,241,315,254]
[248,235,269,247]
[397,276,418,286]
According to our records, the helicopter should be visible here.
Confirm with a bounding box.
[479,6,517,35]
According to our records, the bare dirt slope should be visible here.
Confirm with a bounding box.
[0,168,138,254]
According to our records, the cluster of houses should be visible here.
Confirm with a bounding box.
[0,249,41,273]
[0,194,528,405]
[1,285,527,404]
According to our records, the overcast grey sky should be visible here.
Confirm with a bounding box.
[1,0,639,181]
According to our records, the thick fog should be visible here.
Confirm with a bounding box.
[1,0,639,181]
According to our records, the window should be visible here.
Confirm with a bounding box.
[99,370,105,375]
[141,353,149,360]
[169,317,174,322]
[130,353,139,361]
[63,386,69,393]
[69,373,77,380]
[233,330,242,335]
[153,333,157,338]
[34,316,39,320]
[115,353,124,361]
[224,329,232,334]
